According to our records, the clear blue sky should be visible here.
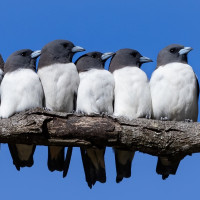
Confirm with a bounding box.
[0,0,200,199]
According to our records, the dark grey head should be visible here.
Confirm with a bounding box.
[109,48,152,73]
[75,51,115,73]
[4,49,41,74]
[38,40,85,69]
[0,54,4,71]
[157,44,192,68]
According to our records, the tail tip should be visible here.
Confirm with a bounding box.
[116,176,123,183]
[162,174,169,180]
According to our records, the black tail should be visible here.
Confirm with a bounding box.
[8,144,36,171]
[80,147,96,189]
[96,165,106,183]
[63,147,73,178]
[91,148,106,184]
[80,147,106,189]
[114,149,135,183]
[48,146,64,172]
[156,156,182,180]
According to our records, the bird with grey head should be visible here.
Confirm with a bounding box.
[0,54,4,152]
[37,39,85,174]
[150,44,199,180]
[0,49,43,170]
[109,48,153,183]
[74,51,115,188]
[0,54,4,101]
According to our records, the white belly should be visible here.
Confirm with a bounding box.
[150,62,198,121]
[77,69,115,114]
[38,63,80,112]
[0,69,44,118]
[113,66,152,120]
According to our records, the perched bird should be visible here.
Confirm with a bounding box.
[75,51,115,188]
[150,44,199,179]
[109,48,152,183]
[37,39,85,173]
[0,54,4,83]
[0,54,4,101]
[0,49,43,170]
[0,54,4,150]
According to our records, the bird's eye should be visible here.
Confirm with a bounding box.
[92,54,96,58]
[170,48,176,53]
[132,52,137,57]
[63,43,68,48]
[21,52,26,56]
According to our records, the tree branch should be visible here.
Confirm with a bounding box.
[0,108,199,157]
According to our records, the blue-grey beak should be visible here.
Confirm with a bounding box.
[31,50,41,59]
[101,52,115,61]
[179,47,193,55]
[139,56,153,63]
[72,46,85,53]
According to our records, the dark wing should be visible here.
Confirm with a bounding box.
[48,146,64,172]
[114,148,133,183]
[156,156,185,180]
[63,147,73,178]
[80,147,96,189]
[8,144,21,171]
[0,54,4,71]
[8,144,36,171]
[195,74,199,100]
[73,92,77,112]
[112,96,115,112]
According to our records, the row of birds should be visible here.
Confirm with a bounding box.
[0,40,198,189]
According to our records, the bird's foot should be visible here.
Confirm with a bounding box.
[145,114,151,119]
[76,110,86,115]
[160,117,168,121]
[43,107,51,111]
[100,112,108,117]
[185,119,193,122]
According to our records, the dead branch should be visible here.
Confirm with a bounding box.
[0,108,199,158]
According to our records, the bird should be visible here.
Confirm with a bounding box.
[150,44,199,180]
[37,39,85,173]
[75,51,115,188]
[0,54,4,150]
[0,54,4,85]
[0,49,43,170]
[109,48,152,183]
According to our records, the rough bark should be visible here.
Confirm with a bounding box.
[0,108,200,158]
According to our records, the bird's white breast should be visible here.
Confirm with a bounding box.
[113,66,152,120]
[0,69,44,118]
[150,62,198,121]
[77,69,115,115]
[38,63,80,112]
